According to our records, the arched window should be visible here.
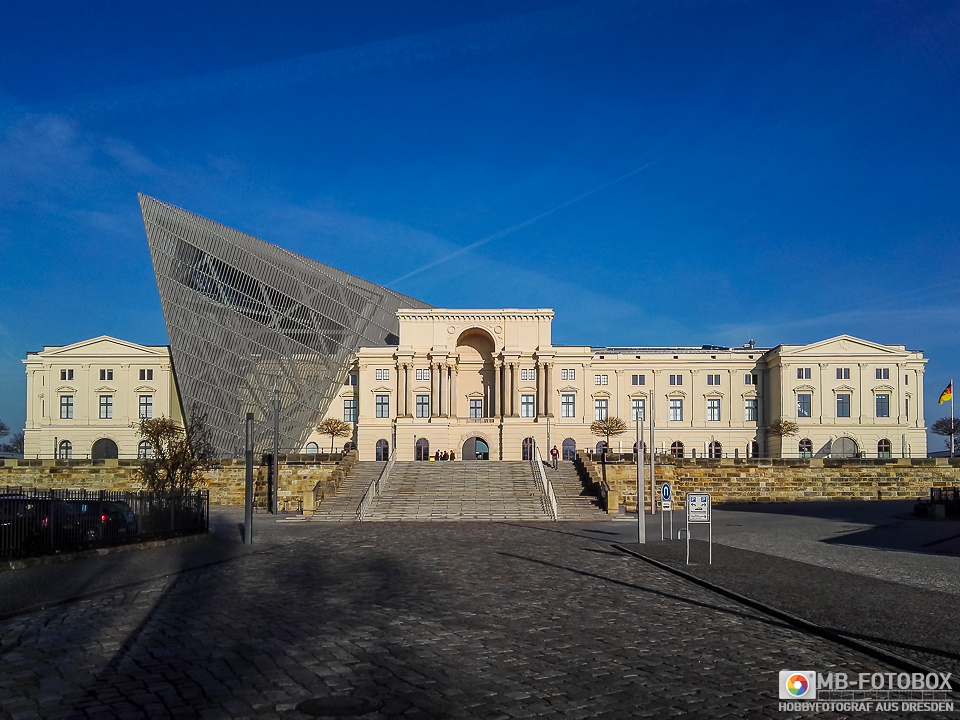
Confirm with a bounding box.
[595,441,608,454]
[522,437,535,460]
[708,441,722,459]
[633,441,646,456]
[415,438,429,461]
[748,441,759,458]
[561,438,576,461]
[305,442,318,455]
[58,440,72,459]
[343,441,357,452]
[798,438,813,458]
[670,441,684,458]
[138,441,152,460]
[375,439,389,461]
[877,439,891,459]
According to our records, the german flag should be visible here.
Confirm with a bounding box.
[939,381,953,404]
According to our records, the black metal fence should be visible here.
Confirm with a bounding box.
[930,487,960,516]
[0,487,209,558]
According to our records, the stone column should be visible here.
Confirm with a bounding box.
[432,362,441,417]
[508,363,518,417]
[440,365,448,417]
[398,364,406,417]
[494,360,502,418]
[545,363,553,416]
[537,363,546,418]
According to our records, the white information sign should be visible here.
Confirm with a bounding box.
[687,494,711,522]
[661,500,671,511]
[659,483,673,540]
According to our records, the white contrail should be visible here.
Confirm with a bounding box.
[389,161,657,285]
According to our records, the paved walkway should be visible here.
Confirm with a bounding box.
[0,505,957,719]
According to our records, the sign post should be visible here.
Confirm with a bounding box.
[244,412,254,545]
[686,493,712,565]
[636,411,645,543]
[659,483,672,541]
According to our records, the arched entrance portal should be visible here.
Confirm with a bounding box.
[832,437,858,458]
[462,437,490,460]
[415,438,430,461]
[521,437,534,461]
[561,438,576,461]
[92,438,119,460]
[375,439,389,461]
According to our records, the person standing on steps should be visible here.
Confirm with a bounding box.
[550,445,559,470]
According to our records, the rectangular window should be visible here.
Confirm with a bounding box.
[561,368,575,381]
[99,369,114,381]
[836,393,851,418]
[669,398,683,421]
[669,374,683,386]
[876,393,890,418]
[521,368,536,381]
[416,395,430,418]
[139,395,153,419]
[797,368,811,380]
[60,369,74,381]
[706,374,720,385]
[60,395,74,419]
[875,368,889,380]
[707,398,721,421]
[594,398,608,421]
[561,394,575,418]
[797,394,811,418]
[745,398,758,421]
[139,369,154,381]
[631,374,645,386]
[343,399,357,422]
[836,368,850,380]
[375,394,390,418]
[594,374,608,386]
[99,395,113,419]
[375,368,390,381]
[745,374,753,385]
[521,394,535,417]
[415,368,430,381]
[631,398,645,422]
[469,399,483,418]
[344,374,358,386]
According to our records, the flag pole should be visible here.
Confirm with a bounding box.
[952,378,955,459]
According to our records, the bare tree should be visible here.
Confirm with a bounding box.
[590,417,628,453]
[766,418,800,437]
[2,432,24,454]
[931,417,960,456]
[0,420,9,442]
[317,418,352,453]
[136,406,215,493]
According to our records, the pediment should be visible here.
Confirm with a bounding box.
[833,384,855,393]
[43,336,168,358]
[667,390,687,398]
[94,385,117,393]
[793,384,816,393]
[56,385,76,394]
[134,385,156,393]
[786,335,902,357]
[872,384,895,392]
[558,385,579,393]
[370,386,393,393]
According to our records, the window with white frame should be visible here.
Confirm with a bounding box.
[521,394,535,417]
[416,395,430,418]
[797,368,811,379]
[139,369,154,381]
[631,374,645,385]
[836,393,851,417]
[669,374,683,385]
[99,395,113,419]
[744,398,758,421]
[344,374,358,386]
[375,394,390,418]
[561,368,575,381]
[632,398,645,422]
[669,398,683,421]
[594,398,608,421]
[138,441,153,459]
[875,368,890,380]
[416,368,430,381]
[797,393,812,418]
[60,369,74,381]
[707,398,721,421]
[875,393,890,418]
[99,369,114,381]
[521,368,536,381]
[343,399,357,422]
[836,367,850,380]
[469,399,483,418]
[706,374,720,385]
[375,368,390,381]
[561,394,576,417]
[594,374,608,386]
[60,395,74,419]
[139,395,153,419]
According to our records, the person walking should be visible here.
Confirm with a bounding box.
[550,445,559,470]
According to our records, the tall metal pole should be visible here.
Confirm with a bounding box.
[244,413,254,544]
[636,411,645,543]
[272,386,279,515]
[649,390,655,516]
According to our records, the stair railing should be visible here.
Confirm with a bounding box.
[357,448,396,521]
[532,447,559,521]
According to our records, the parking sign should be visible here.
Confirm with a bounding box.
[687,494,711,522]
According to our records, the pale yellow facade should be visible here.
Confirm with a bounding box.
[304,309,928,461]
[22,336,182,460]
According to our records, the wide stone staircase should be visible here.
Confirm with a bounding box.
[547,461,610,521]
[365,461,551,521]
[311,461,384,521]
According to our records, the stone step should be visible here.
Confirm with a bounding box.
[310,462,385,521]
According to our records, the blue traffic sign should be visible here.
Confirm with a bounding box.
[660,483,671,501]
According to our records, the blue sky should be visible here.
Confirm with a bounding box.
[1,0,959,446]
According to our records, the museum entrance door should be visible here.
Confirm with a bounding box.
[462,437,490,460]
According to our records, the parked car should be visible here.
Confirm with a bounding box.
[0,495,86,554]
[67,499,139,542]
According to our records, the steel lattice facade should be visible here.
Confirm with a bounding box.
[139,194,431,456]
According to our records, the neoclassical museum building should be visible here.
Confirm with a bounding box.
[21,197,929,461]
